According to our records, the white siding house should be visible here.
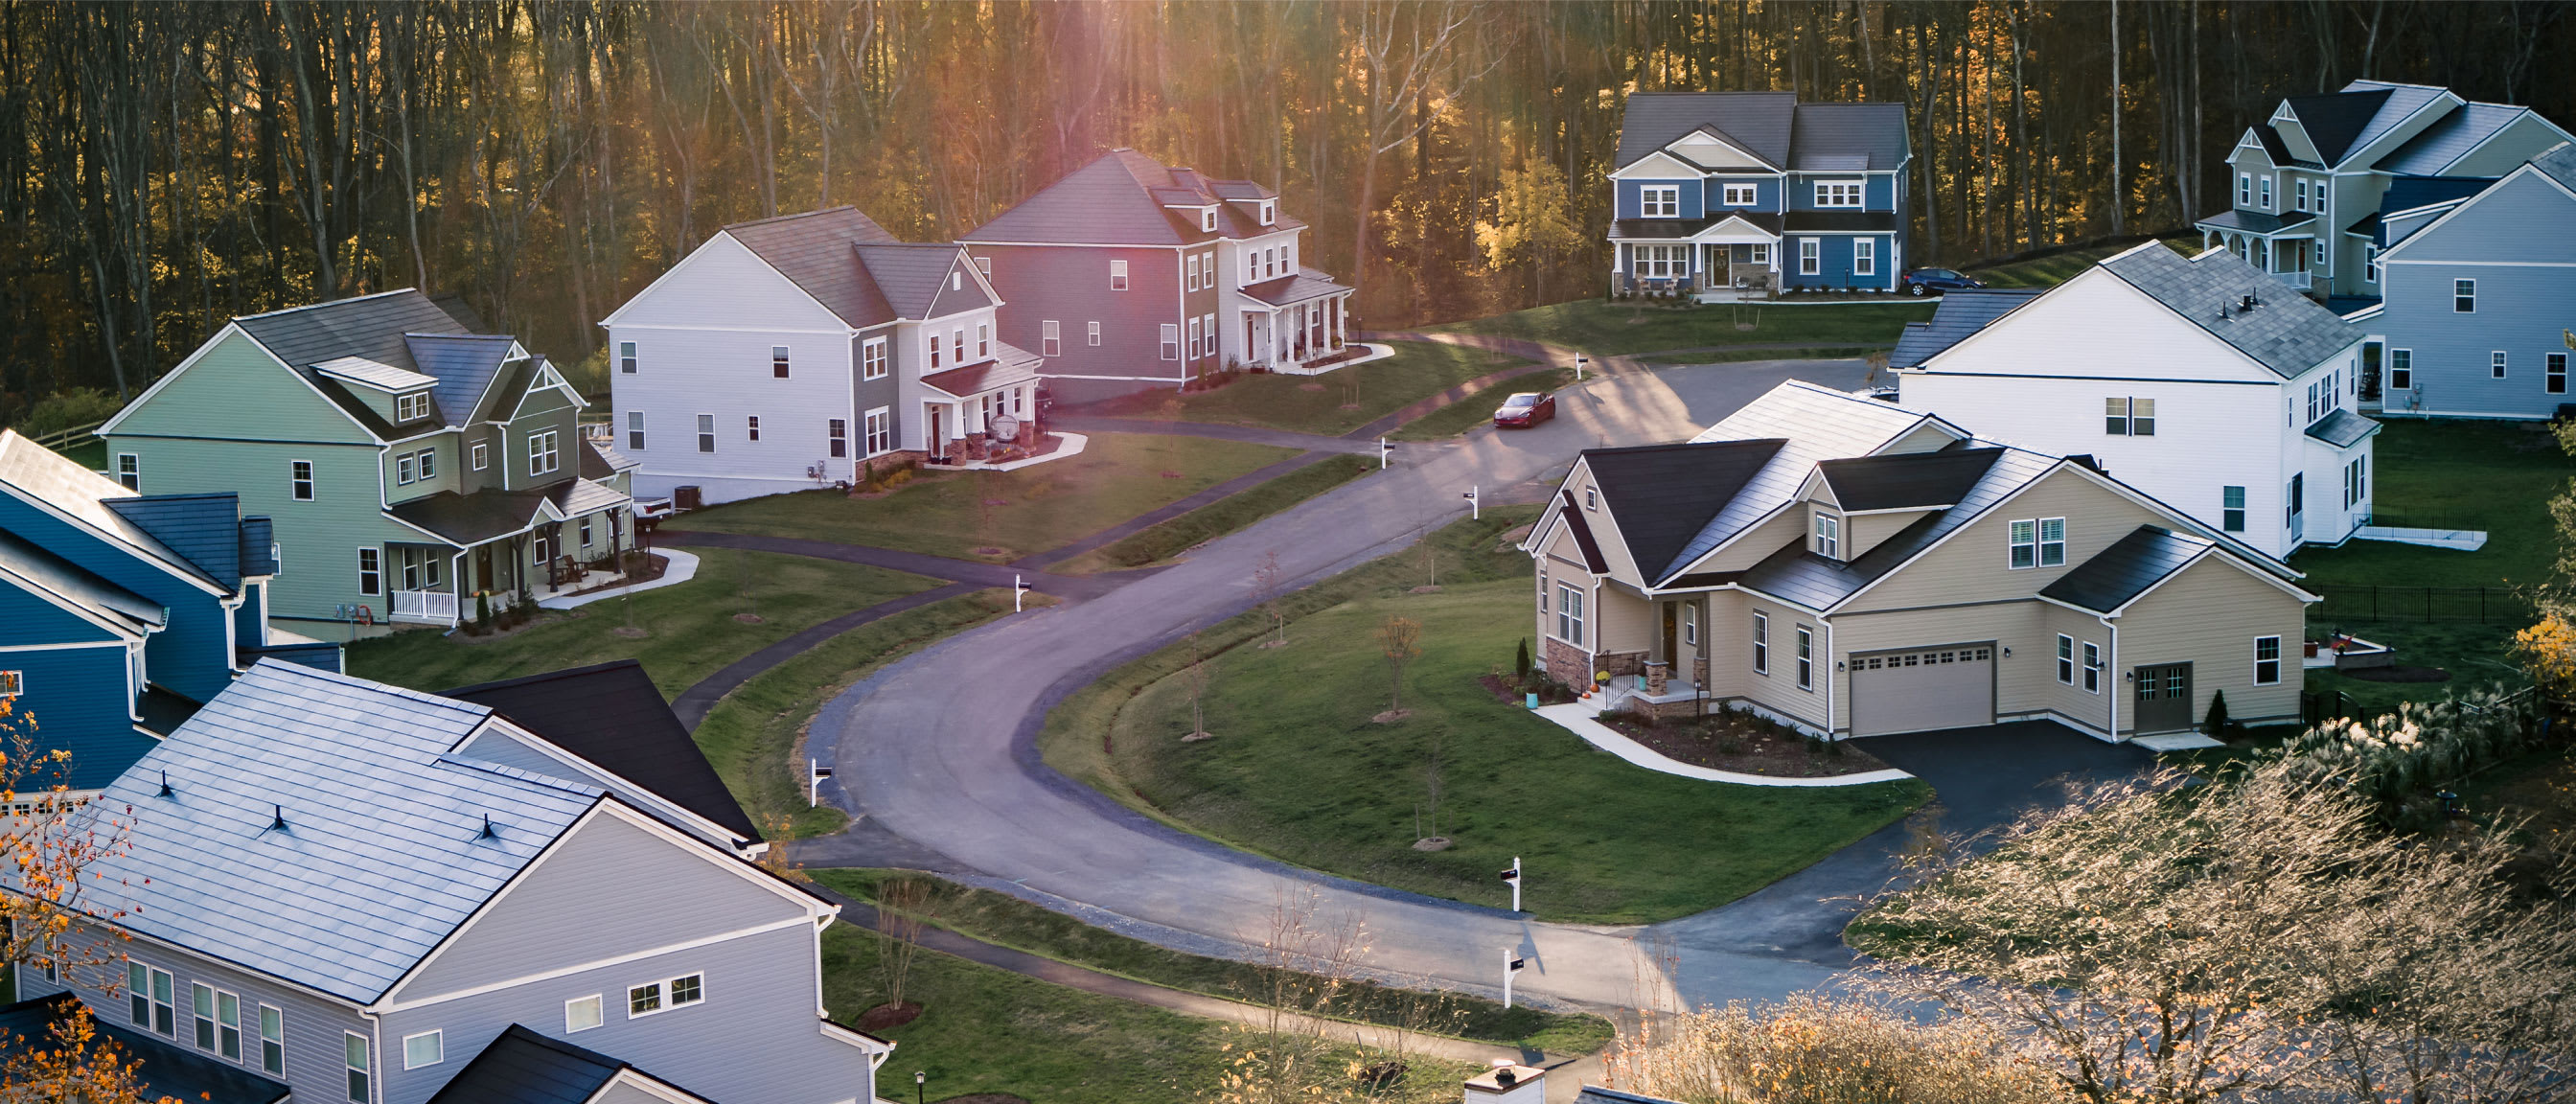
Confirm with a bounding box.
[1898,242,2377,560]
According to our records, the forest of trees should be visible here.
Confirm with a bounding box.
[2,0,2569,427]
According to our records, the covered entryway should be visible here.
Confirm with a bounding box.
[1850,643,1995,737]
[2133,662,2195,733]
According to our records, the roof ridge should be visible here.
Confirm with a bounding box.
[434,751,612,799]
[445,658,649,695]
[242,657,496,720]
[234,287,421,323]
[722,205,862,232]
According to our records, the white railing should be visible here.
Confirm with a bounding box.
[390,589,459,624]
[2269,268,2312,291]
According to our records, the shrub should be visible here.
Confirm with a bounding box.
[2277,684,2543,826]
[2202,688,2230,736]
[12,387,124,438]
[1514,637,1531,683]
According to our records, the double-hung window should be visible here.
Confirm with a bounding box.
[1798,239,1821,275]
[1186,252,1202,291]
[1852,239,1875,276]
[2056,634,2075,684]
[0,672,18,698]
[2362,245,2379,284]
[1752,613,1771,675]
[2038,518,2065,566]
[829,418,849,458]
[865,408,892,454]
[618,340,638,374]
[1042,320,1062,357]
[345,1033,371,1102]
[1110,259,1129,291]
[2107,397,2156,435]
[1640,185,1680,218]
[862,337,888,380]
[2104,397,2129,435]
[695,415,715,454]
[1160,323,1181,360]
[2294,178,2310,212]
[1795,627,1814,691]
[978,323,991,359]
[1246,253,1260,283]
[2493,351,2509,380]
[1186,316,1203,359]
[258,1005,284,1074]
[746,415,761,443]
[472,441,488,469]
[1087,321,1102,347]
[2130,399,2155,435]
[1813,181,1862,207]
[2551,353,2569,395]
[527,429,560,475]
[2454,279,2476,312]
[1811,511,1840,559]
[1721,182,1757,206]
[2008,519,2037,568]
[117,452,139,491]
[2238,173,2252,205]
[1684,603,1698,647]
[1555,584,1584,645]
[130,963,173,1035]
[770,346,792,379]
[2259,176,2273,209]
[291,460,315,500]
[417,448,435,480]
[2254,635,2283,684]
[357,548,381,596]
[191,982,218,1050]
[626,411,645,451]
[2082,642,2102,692]
[395,391,430,421]
[2389,349,2413,390]
[2221,486,2246,532]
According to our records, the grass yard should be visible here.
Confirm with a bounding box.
[1634,346,1884,367]
[1043,508,1928,925]
[1054,454,1380,574]
[694,589,1026,839]
[1066,342,1531,437]
[1386,367,1576,441]
[1422,297,1930,358]
[811,869,1614,1054]
[819,920,1473,1104]
[346,547,937,698]
[1962,232,2204,288]
[677,432,1296,563]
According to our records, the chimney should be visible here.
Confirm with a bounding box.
[1464,1061,1546,1104]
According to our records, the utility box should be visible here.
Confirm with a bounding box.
[1463,1062,1545,1104]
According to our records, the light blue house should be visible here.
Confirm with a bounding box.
[2364,143,2576,420]
[1606,92,1911,295]
[11,660,888,1104]
[0,430,339,794]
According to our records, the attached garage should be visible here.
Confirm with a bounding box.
[1849,643,1994,737]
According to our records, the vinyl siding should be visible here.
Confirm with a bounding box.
[971,242,1184,386]
[0,635,134,739]
[1736,600,1828,729]
[1670,509,1802,575]
[1827,602,2027,735]
[1836,469,2173,615]
[1784,172,1897,212]
[96,435,405,625]
[1781,233,1896,289]
[1616,179,1706,220]
[1700,175,1782,213]
[1842,509,1931,561]
[381,431,461,506]
[2114,556,2306,728]
[2444,114,2573,175]
[0,494,237,702]
[501,386,582,493]
[106,329,378,447]
[2379,172,2576,420]
[1592,583,1655,658]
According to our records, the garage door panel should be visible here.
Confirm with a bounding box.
[1852,644,1993,737]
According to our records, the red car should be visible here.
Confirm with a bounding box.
[1493,391,1556,428]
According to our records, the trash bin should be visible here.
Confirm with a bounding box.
[673,485,702,511]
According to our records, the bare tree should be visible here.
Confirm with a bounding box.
[1346,1,1504,301]
[872,877,930,1014]
[1182,631,1215,741]
[1254,549,1287,647]
[1374,615,1421,718]
[1605,994,2060,1104]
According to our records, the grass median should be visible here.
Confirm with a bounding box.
[1053,454,1380,574]
[1064,341,1530,436]
[1424,297,1930,357]
[1042,508,1929,925]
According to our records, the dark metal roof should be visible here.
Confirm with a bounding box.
[405,334,518,426]
[2193,208,2314,236]
[1816,448,2003,512]
[2305,407,2381,448]
[2099,242,2361,379]
[722,207,907,327]
[104,493,245,589]
[230,289,534,439]
[578,438,633,482]
[1581,439,1788,582]
[2249,124,2319,169]
[967,149,1297,246]
[1616,92,1798,169]
[238,639,344,676]
[1788,102,1911,171]
[1554,496,1610,575]
[426,1024,716,1104]
[387,488,555,546]
[2380,174,2496,216]
[2347,212,2384,244]
[2286,87,2395,166]
[0,995,290,1104]
[1610,213,1782,240]
[1241,272,1350,307]
[137,682,204,738]
[2039,525,2213,613]
[446,660,763,844]
[1892,288,2043,367]
[2377,103,2532,174]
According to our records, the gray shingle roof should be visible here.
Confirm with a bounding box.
[2305,407,2381,448]
[1789,102,1911,171]
[1818,448,2003,511]
[1892,288,2043,367]
[722,207,904,326]
[0,431,224,591]
[2098,242,2361,378]
[1583,439,1788,582]
[855,243,986,321]
[1241,272,1348,307]
[1738,448,2060,610]
[2377,103,2534,174]
[104,494,248,590]
[2532,141,2576,192]
[1669,382,1953,578]
[2194,208,2314,236]
[0,526,165,633]
[1615,93,1797,169]
[231,289,508,438]
[966,149,1298,246]
[1610,214,1782,241]
[2039,525,2214,612]
[90,661,605,1002]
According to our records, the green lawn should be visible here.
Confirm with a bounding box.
[677,433,1297,563]
[1044,509,1928,925]
[820,919,1472,1104]
[1423,297,1930,357]
[52,437,105,472]
[1054,455,1380,574]
[812,869,1612,1054]
[695,589,1025,839]
[1962,233,2205,288]
[1386,367,1576,441]
[346,548,938,698]
[1065,341,1531,437]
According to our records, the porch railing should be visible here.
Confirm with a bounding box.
[2268,268,2312,291]
[390,589,459,624]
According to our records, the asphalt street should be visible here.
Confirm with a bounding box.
[791,355,2151,1015]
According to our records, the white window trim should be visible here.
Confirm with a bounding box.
[2492,351,2508,380]
[1721,182,1757,206]
[1795,626,1815,691]
[770,345,792,379]
[2057,634,2075,684]
[1852,239,1874,276]
[1798,239,1820,275]
[1640,184,1681,218]
[257,1004,284,1075]
[1553,583,1585,646]
[1160,323,1181,361]
[1110,259,1129,290]
[0,671,19,698]
[2082,642,2102,694]
[627,972,706,1020]
[566,994,605,1033]
[344,1031,372,1103]
[1812,180,1864,208]
[472,441,489,470]
[291,459,315,501]
[694,415,714,455]
[2454,278,2476,313]
[1683,603,1698,647]
[625,412,645,452]
[2007,518,2036,569]
[1812,511,1841,560]
[1041,320,1062,357]
[402,1029,445,1070]
[862,336,888,380]
[864,406,893,456]
[357,547,381,597]
[1752,612,1771,675]
[117,452,140,491]
[2037,517,2066,568]
[2254,634,2283,685]
[617,340,638,375]
[1088,320,1101,347]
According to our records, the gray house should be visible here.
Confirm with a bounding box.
[2196,80,2570,309]
[2365,142,2576,420]
[11,660,888,1104]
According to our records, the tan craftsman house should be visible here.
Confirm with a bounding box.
[1524,381,2316,740]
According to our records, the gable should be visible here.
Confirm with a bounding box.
[2442,112,2576,176]
[103,328,377,445]
[1607,150,1702,181]
[2229,128,2277,172]
[1670,131,1769,171]
[1837,467,2172,614]
[605,233,851,334]
[2384,169,2576,264]
[386,805,814,1007]
[2269,111,2326,166]
[510,364,584,420]
[926,252,1000,316]
[1921,265,2279,383]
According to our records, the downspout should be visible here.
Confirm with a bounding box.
[1825,618,1837,739]
[2104,614,2120,740]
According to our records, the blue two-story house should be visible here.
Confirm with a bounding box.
[2361,142,2576,421]
[1607,92,1911,296]
[0,430,339,794]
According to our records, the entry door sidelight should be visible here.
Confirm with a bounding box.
[2133,663,2195,733]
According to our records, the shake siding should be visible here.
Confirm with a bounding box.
[972,242,1183,387]
[2381,172,2576,420]
[1836,470,2170,615]
[34,921,370,1103]
[2116,557,2307,726]
[0,494,236,702]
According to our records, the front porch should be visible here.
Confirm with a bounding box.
[1611,222,1782,299]
[382,479,639,627]
[922,347,1072,471]
[1238,274,1354,374]
[2197,213,2320,295]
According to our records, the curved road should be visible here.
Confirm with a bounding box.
[791,355,2149,1014]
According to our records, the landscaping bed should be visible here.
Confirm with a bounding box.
[1591,706,1898,778]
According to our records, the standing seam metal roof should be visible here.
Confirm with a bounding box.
[0,431,224,591]
[1668,382,1949,579]
[87,661,605,1002]
[2038,525,2214,612]
[2098,242,2360,378]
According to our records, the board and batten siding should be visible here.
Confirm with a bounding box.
[2113,555,2307,728]
[2380,170,2576,421]
[1837,469,2171,616]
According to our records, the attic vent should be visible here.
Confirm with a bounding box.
[267,804,288,832]
[157,770,173,798]
[2241,292,2260,311]
[479,813,498,840]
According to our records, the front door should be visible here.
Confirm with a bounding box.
[928,407,945,454]
[2133,663,2195,733]
[1661,602,1678,663]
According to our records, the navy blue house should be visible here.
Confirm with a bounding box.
[1607,92,1912,296]
[0,430,338,794]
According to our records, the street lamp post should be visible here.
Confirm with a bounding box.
[915,1070,926,1104]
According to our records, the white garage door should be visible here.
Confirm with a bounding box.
[1851,644,1994,737]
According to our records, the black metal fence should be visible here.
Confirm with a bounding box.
[2310,584,2531,625]
[2351,508,2481,534]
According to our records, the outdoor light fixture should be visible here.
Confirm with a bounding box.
[1836,660,1847,671]
[2001,646,2012,657]
[915,1071,926,1104]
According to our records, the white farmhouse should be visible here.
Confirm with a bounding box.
[1895,242,2377,561]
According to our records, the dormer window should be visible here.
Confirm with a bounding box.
[1812,511,1841,560]
[1202,208,1218,232]
[1259,200,1276,225]
[394,391,430,422]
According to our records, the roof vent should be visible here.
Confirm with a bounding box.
[479,814,498,840]
[267,804,288,832]
[2242,292,2260,311]
[157,770,173,798]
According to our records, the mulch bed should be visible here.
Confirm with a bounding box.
[2341,664,2451,683]
[1596,709,1896,778]
[858,1000,922,1030]
[1479,673,1577,706]
[555,552,669,598]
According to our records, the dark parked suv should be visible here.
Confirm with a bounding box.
[1900,267,1985,296]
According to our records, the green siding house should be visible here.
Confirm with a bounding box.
[99,290,637,634]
